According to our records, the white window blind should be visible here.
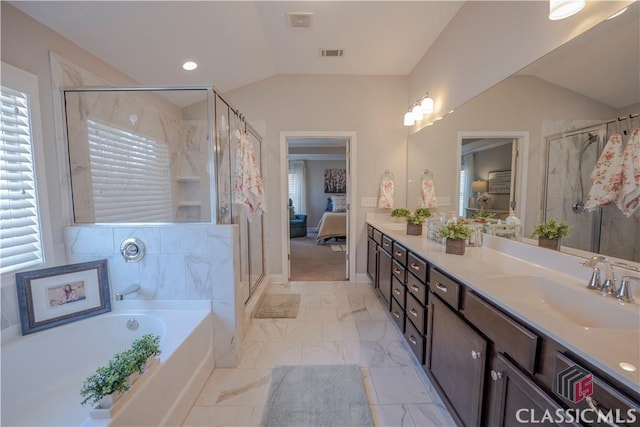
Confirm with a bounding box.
[87,118,172,222]
[0,86,43,274]
[459,169,467,218]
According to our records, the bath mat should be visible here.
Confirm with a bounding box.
[254,293,301,318]
[330,244,346,252]
[261,364,373,427]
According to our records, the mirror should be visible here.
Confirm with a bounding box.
[407,3,639,263]
[64,89,212,223]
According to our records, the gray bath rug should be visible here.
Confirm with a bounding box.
[253,293,301,319]
[261,364,373,427]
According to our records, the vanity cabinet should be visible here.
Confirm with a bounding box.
[366,236,377,285]
[427,294,487,427]
[378,240,392,309]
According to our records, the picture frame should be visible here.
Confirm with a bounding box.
[16,259,111,335]
[324,169,347,194]
[487,170,512,194]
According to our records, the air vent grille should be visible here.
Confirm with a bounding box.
[287,12,313,28]
[320,49,344,58]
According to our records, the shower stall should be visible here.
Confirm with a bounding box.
[62,86,265,300]
[543,114,639,262]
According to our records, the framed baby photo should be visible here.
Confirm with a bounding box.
[16,259,111,335]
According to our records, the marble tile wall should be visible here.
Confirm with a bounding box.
[62,224,243,367]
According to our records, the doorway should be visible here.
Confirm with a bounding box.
[280,132,356,282]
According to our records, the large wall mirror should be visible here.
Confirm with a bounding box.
[64,88,213,223]
[407,3,639,263]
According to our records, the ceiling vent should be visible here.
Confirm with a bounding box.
[286,12,313,28]
[320,49,344,58]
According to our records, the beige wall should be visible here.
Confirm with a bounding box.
[225,74,409,279]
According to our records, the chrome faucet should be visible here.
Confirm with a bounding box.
[581,256,616,295]
[615,276,640,303]
[115,283,140,301]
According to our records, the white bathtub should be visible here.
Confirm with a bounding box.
[1,300,213,427]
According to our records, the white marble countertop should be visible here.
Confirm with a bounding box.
[367,214,640,393]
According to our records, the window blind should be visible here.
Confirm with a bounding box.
[0,86,43,274]
[459,169,467,218]
[87,118,172,222]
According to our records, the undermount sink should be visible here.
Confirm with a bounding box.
[488,275,640,330]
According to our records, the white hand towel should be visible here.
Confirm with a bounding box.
[420,179,439,209]
[584,133,624,210]
[377,178,394,209]
[617,128,640,217]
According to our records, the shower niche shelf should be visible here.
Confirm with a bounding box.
[176,176,201,183]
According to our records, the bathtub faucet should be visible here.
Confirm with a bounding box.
[115,284,140,301]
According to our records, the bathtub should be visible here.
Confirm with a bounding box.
[1,300,213,427]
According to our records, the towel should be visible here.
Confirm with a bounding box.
[377,178,394,209]
[584,133,624,211]
[233,129,267,216]
[420,178,439,209]
[617,128,640,216]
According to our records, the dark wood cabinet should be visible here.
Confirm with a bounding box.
[428,295,487,427]
[367,237,378,285]
[488,353,578,427]
[378,244,392,309]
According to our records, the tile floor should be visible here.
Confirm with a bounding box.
[182,281,456,427]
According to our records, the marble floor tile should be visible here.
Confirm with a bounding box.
[182,280,454,427]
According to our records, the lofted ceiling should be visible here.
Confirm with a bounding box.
[10,1,464,92]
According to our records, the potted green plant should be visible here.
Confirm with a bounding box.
[131,334,161,371]
[531,217,570,250]
[391,207,432,235]
[472,209,495,223]
[439,220,472,255]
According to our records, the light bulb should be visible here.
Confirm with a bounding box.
[412,104,423,120]
[403,112,415,126]
[420,96,434,114]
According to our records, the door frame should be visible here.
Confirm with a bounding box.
[280,131,357,282]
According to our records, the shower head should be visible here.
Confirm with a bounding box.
[581,133,598,152]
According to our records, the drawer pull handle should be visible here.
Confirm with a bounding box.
[490,370,503,381]
[471,350,482,360]
[408,335,417,345]
[384,242,390,247]
[395,251,402,256]
[409,308,419,317]
[409,284,420,292]
[410,263,420,271]
[393,311,401,319]
[394,288,401,296]
[435,282,448,293]
[393,268,401,275]
[585,397,617,427]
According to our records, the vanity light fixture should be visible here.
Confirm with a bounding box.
[548,0,585,20]
[403,110,415,126]
[420,93,434,114]
[182,61,198,71]
[411,103,424,121]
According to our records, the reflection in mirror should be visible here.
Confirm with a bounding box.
[64,89,211,223]
[407,3,639,264]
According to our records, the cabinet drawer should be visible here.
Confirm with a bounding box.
[367,224,374,238]
[405,318,425,365]
[407,252,428,283]
[390,297,405,333]
[392,242,407,266]
[391,276,406,308]
[406,293,426,335]
[555,353,640,425]
[406,272,427,306]
[463,291,538,375]
[392,260,405,282]
[373,228,382,245]
[430,268,461,310]
[381,235,393,254]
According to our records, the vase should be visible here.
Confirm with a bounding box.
[538,237,561,251]
[406,223,422,236]
[445,238,465,255]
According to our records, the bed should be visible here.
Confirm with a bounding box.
[315,212,347,244]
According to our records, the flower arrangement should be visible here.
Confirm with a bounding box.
[391,207,432,225]
[531,217,570,240]
[80,334,161,407]
[438,219,472,241]
[476,193,491,209]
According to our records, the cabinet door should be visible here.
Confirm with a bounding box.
[378,247,392,309]
[428,295,487,427]
[489,354,579,427]
[367,237,378,285]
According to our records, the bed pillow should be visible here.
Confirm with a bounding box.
[330,195,346,213]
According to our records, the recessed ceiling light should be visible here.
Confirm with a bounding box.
[182,61,198,71]
[620,362,636,372]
